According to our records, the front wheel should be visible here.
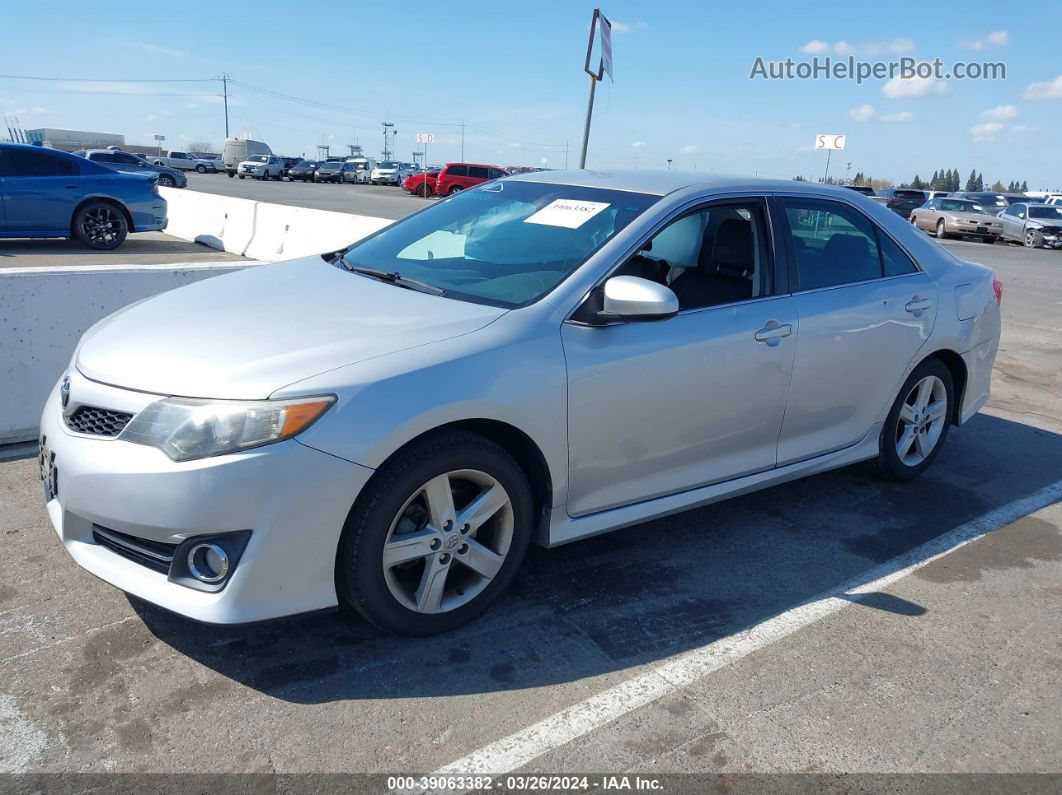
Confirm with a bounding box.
[195,164,206,173]
[157,174,176,188]
[227,171,235,178]
[981,236,997,244]
[1025,229,1042,248]
[73,202,128,250]
[936,219,949,239]
[238,174,245,179]
[336,430,533,635]
[877,359,954,481]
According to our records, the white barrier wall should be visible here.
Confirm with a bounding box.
[160,187,392,260]
[0,263,250,444]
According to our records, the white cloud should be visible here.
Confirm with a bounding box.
[961,30,1008,50]
[1023,74,1062,99]
[631,141,647,148]
[145,114,158,122]
[970,121,1003,142]
[882,76,946,98]
[788,122,802,129]
[799,38,913,56]
[14,106,46,114]
[848,104,911,123]
[981,104,1018,120]
[608,20,647,34]
[1009,124,1037,133]
[848,103,876,122]
[682,144,700,154]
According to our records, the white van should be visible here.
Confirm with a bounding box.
[345,157,377,184]
[222,138,272,177]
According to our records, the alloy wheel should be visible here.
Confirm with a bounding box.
[895,375,948,467]
[79,206,123,247]
[382,469,514,614]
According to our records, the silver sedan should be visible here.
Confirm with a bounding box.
[41,172,1001,634]
[910,197,1002,243]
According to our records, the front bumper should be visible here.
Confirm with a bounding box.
[39,371,373,623]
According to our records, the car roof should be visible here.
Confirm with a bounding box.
[504,169,903,198]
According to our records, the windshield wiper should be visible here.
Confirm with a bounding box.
[339,260,445,296]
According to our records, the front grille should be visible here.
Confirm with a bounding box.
[92,525,176,574]
[64,406,133,437]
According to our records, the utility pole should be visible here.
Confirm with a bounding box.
[216,73,230,138]
[460,121,465,161]
[564,140,569,170]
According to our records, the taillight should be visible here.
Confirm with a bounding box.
[992,279,1003,304]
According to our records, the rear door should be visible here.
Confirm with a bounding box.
[775,195,937,465]
[467,165,489,187]
[0,147,85,234]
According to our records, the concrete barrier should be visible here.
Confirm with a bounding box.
[160,187,392,261]
[1,262,253,444]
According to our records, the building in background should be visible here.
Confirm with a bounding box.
[26,128,124,151]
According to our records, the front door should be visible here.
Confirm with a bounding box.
[562,198,796,516]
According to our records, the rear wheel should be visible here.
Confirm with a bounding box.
[418,183,432,197]
[877,358,953,481]
[448,184,463,195]
[336,430,533,635]
[981,236,997,244]
[73,202,128,250]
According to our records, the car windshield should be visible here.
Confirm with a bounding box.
[379,161,399,169]
[247,155,268,163]
[340,180,657,308]
[1029,207,1062,219]
[941,200,984,213]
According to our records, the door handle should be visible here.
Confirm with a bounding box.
[754,323,793,342]
[905,298,932,313]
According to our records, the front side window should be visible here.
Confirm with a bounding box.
[782,198,913,290]
[615,201,772,311]
[341,180,657,308]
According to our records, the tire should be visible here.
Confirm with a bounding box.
[418,184,432,198]
[1025,229,1041,248]
[877,358,954,482]
[195,164,206,173]
[981,236,997,244]
[157,174,176,188]
[935,219,949,239]
[336,430,533,635]
[238,175,245,179]
[448,185,463,195]
[73,201,128,250]
[228,171,235,178]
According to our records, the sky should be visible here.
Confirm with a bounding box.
[2,0,1059,188]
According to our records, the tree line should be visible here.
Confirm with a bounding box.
[796,169,1032,194]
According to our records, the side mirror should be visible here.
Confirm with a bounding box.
[599,276,678,322]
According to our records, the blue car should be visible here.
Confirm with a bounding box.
[0,143,167,249]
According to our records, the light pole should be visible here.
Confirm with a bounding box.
[666,159,673,170]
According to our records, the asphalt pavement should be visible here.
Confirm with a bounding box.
[0,232,246,270]
[0,221,1060,781]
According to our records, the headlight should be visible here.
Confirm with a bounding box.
[120,396,335,461]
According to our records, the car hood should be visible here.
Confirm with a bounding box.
[75,256,506,399]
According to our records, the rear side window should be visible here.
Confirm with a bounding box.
[782,198,916,290]
[0,148,80,177]
[469,166,489,179]
[447,165,468,177]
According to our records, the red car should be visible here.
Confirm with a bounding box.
[433,163,508,195]
[403,170,439,197]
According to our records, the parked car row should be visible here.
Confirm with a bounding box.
[72,149,187,189]
[908,195,1062,248]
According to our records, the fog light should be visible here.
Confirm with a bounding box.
[187,543,230,583]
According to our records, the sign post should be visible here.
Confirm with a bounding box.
[814,134,846,182]
[416,133,434,170]
[579,8,613,169]
[153,134,165,157]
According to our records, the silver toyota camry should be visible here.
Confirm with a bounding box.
[40,171,1002,635]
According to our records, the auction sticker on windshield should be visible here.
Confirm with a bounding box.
[524,199,611,228]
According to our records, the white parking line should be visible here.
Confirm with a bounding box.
[435,479,1062,775]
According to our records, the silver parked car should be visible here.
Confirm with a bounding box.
[40,172,1001,634]
[997,203,1062,249]
[909,197,1002,243]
